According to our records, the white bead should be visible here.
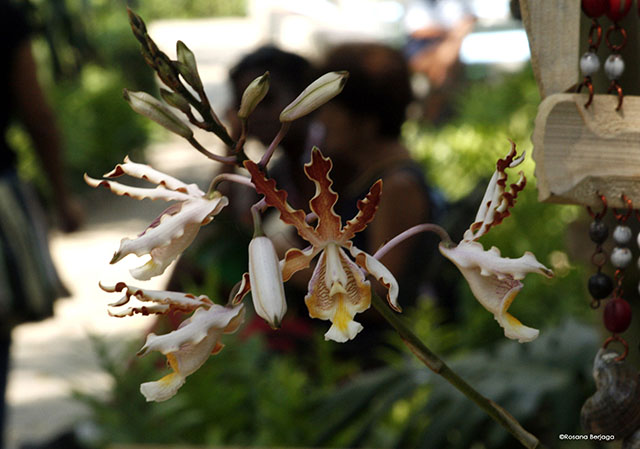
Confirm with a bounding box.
[611,247,632,268]
[613,225,632,245]
[580,52,600,76]
[605,54,625,80]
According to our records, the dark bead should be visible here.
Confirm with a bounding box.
[582,0,607,17]
[588,273,614,299]
[605,0,632,22]
[589,220,609,244]
[604,298,632,333]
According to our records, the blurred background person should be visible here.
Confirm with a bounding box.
[0,1,83,447]
[318,42,437,309]
[226,45,319,212]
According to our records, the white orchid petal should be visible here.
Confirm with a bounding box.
[467,144,527,240]
[324,319,363,343]
[99,281,211,316]
[139,304,244,356]
[112,197,227,279]
[140,372,186,403]
[109,304,169,317]
[105,157,204,196]
[84,174,191,202]
[350,245,400,312]
[129,222,201,280]
[509,151,526,168]
[439,240,552,343]
[87,163,229,279]
[473,170,499,231]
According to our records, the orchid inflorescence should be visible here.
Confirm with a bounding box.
[85,10,554,403]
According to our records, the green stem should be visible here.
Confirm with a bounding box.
[251,199,267,238]
[372,294,547,449]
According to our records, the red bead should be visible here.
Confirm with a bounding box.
[606,0,632,22]
[603,298,632,333]
[582,0,608,17]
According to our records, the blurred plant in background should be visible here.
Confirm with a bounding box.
[76,330,356,448]
[8,0,248,196]
[313,318,599,449]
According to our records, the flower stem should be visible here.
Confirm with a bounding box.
[208,173,255,195]
[372,294,546,449]
[187,136,237,164]
[250,198,267,238]
[373,223,454,261]
[258,122,290,170]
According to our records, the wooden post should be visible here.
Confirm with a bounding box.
[521,0,640,209]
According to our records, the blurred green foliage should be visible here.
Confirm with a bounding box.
[77,327,356,448]
[132,0,248,20]
[10,0,247,195]
[316,317,600,449]
[10,0,153,194]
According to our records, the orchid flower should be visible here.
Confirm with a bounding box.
[100,282,244,402]
[85,157,228,280]
[438,144,554,343]
[236,147,399,343]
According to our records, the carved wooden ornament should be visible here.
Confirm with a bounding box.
[521,0,640,209]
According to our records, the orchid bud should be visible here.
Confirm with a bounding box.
[248,236,287,328]
[238,72,270,119]
[160,89,191,114]
[176,41,203,91]
[123,89,193,139]
[279,71,348,122]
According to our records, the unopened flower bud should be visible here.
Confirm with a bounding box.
[176,41,203,91]
[160,89,191,114]
[124,89,193,138]
[279,71,348,122]
[248,236,287,328]
[238,72,270,119]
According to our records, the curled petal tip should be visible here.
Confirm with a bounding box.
[110,251,123,264]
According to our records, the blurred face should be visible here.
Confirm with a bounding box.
[317,103,365,159]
